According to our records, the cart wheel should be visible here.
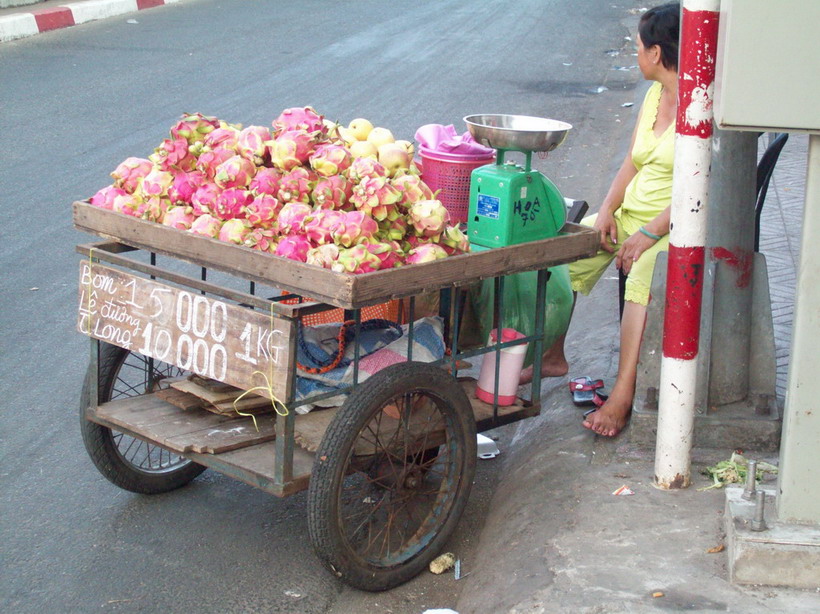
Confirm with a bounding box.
[307,362,477,591]
[80,342,206,494]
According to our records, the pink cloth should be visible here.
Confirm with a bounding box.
[414,124,495,156]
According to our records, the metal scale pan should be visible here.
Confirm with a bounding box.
[464,114,572,154]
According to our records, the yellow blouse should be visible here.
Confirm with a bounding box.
[620,81,675,225]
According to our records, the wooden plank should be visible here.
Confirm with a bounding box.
[170,378,246,405]
[155,387,206,411]
[164,414,276,454]
[77,262,294,400]
[74,201,598,309]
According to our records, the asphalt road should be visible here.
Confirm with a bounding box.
[0,1,645,611]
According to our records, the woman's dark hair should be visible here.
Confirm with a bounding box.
[639,2,680,71]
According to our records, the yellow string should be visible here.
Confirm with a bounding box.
[232,303,289,431]
[85,248,95,334]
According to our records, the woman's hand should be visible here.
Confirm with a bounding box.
[615,230,657,274]
[593,210,619,253]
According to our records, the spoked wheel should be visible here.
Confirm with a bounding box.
[308,362,477,591]
[80,342,206,494]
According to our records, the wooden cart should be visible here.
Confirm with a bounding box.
[74,201,597,591]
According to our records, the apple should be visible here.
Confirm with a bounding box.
[366,127,395,149]
[378,143,411,176]
[347,118,374,141]
[350,140,379,159]
[394,139,415,156]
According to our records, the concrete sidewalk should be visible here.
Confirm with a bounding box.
[452,133,818,612]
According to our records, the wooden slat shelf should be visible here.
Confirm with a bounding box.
[73,200,599,309]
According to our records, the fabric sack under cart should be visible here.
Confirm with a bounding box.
[294,316,445,413]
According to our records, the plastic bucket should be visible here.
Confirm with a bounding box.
[476,328,528,406]
[419,146,494,224]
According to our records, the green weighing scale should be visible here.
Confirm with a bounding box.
[463,114,572,249]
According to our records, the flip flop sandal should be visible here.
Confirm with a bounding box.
[569,376,605,406]
[582,391,610,417]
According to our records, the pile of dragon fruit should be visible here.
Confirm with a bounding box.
[89,108,469,274]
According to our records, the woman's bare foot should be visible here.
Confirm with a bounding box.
[582,391,632,437]
[519,357,569,384]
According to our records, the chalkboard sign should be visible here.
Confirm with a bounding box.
[78,262,293,400]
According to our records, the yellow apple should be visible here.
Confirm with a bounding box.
[367,127,395,149]
[350,140,379,159]
[378,143,411,176]
[394,139,415,156]
[347,118,374,141]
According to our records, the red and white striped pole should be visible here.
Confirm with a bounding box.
[654,0,720,489]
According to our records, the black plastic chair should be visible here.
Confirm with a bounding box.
[617,132,790,320]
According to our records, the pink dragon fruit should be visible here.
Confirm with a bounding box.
[214,188,252,220]
[190,213,223,238]
[274,235,312,262]
[366,241,404,269]
[271,106,325,136]
[150,137,196,172]
[249,166,284,197]
[162,205,196,230]
[197,146,236,180]
[142,195,172,222]
[276,202,313,235]
[112,193,147,218]
[377,215,409,242]
[139,168,174,198]
[392,173,435,208]
[277,167,317,205]
[90,185,127,210]
[168,170,206,205]
[244,227,278,252]
[269,130,320,171]
[309,143,353,177]
[237,125,272,163]
[440,224,471,255]
[191,182,222,216]
[350,176,402,221]
[214,155,256,189]
[332,245,383,274]
[332,210,379,247]
[204,123,241,150]
[408,199,450,238]
[311,175,352,210]
[304,209,345,245]
[244,194,281,228]
[218,218,251,244]
[170,112,220,144]
[347,157,388,182]
[406,243,449,264]
[110,157,153,194]
[306,243,341,268]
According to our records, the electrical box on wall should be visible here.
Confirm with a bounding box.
[715,0,820,134]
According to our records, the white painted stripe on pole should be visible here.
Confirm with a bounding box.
[669,134,711,246]
[64,0,139,24]
[654,357,698,488]
[682,0,719,11]
[0,13,39,42]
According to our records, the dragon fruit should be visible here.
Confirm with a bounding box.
[376,215,409,242]
[304,209,345,245]
[138,168,174,198]
[366,241,404,269]
[197,147,236,180]
[203,123,241,150]
[392,173,435,208]
[190,213,223,238]
[191,182,222,216]
[277,167,316,205]
[332,245,383,274]
[150,137,196,172]
[110,157,153,194]
[170,112,220,144]
[90,185,127,210]
[274,235,312,262]
[214,155,256,189]
[332,210,379,247]
[311,175,352,210]
[168,170,206,205]
[162,205,196,230]
[347,156,388,182]
[440,224,471,255]
[306,243,341,269]
[271,106,325,136]
[408,199,450,238]
[218,218,251,244]
[214,188,252,220]
[244,194,281,228]
[350,176,402,221]
[406,243,449,264]
[142,195,172,222]
[244,227,278,252]
[249,167,284,197]
[309,143,353,177]
[237,125,272,163]
[276,202,313,235]
[269,130,320,171]
[112,193,146,217]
